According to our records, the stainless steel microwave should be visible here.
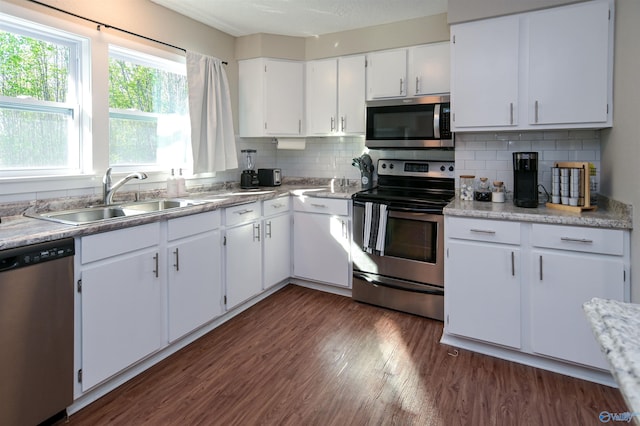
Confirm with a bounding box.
[365,95,453,149]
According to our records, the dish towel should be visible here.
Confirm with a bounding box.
[363,202,388,256]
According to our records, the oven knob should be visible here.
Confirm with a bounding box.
[449,165,455,172]
[389,164,394,169]
[440,165,446,171]
[381,163,387,169]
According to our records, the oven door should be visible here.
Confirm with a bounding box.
[352,201,444,287]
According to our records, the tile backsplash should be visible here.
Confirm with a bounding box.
[454,130,601,198]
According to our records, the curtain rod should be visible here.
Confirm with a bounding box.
[27,0,228,65]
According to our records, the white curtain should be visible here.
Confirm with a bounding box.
[186,51,237,173]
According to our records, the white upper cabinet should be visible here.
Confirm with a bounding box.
[451,0,614,132]
[366,49,408,99]
[306,55,365,135]
[239,58,304,137]
[527,1,611,125]
[451,16,520,128]
[408,42,451,96]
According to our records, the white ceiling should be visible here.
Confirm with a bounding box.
[150,0,448,37]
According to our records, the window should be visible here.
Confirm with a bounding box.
[108,46,190,171]
[0,16,83,175]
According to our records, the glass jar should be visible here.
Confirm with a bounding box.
[460,175,475,201]
[492,181,505,203]
[474,177,492,202]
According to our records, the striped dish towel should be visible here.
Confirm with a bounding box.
[363,202,388,256]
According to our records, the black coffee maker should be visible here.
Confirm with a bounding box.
[513,152,538,208]
[240,149,259,189]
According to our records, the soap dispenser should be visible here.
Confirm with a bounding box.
[176,168,187,196]
[167,168,178,197]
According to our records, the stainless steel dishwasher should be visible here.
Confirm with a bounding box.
[0,238,75,425]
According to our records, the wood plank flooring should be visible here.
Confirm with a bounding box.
[61,285,627,425]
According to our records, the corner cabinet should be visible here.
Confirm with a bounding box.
[79,223,163,391]
[262,197,291,289]
[306,55,366,135]
[450,0,614,131]
[293,197,351,287]
[239,58,304,137]
[444,216,630,375]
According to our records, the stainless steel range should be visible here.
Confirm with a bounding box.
[351,159,455,320]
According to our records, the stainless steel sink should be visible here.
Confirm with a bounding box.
[30,199,210,225]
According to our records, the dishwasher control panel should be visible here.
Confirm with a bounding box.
[0,238,75,271]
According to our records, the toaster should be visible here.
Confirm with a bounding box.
[257,168,282,186]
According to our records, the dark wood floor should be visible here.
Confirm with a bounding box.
[62,285,627,425]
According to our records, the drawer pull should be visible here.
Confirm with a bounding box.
[560,237,593,244]
[235,209,254,215]
[310,203,327,208]
[272,203,285,209]
[470,228,496,235]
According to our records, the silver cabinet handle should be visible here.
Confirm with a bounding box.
[416,76,420,94]
[341,220,347,239]
[510,102,514,125]
[153,253,159,278]
[330,116,335,132]
[266,220,272,238]
[272,203,285,209]
[560,237,594,244]
[341,116,345,132]
[470,228,496,234]
[399,78,404,95]
[539,255,543,281]
[535,100,539,123]
[253,223,261,242]
[298,119,301,134]
[235,209,254,215]
[310,203,327,208]
[173,248,179,271]
[511,251,515,276]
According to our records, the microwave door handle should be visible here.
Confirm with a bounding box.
[434,103,441,139]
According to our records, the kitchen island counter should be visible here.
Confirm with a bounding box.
[444,197,632,230]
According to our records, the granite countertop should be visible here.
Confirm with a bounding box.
[0,181,360,251]
[584,298,640,422]
[444,197,632,230]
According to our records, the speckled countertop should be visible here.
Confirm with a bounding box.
[584,298,640,420]
[0,179,359,251]
[444,197,632,230]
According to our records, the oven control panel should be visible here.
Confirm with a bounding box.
[377,159,455,178]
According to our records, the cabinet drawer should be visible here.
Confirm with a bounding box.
[293,197,349,216]
[531,224,624,255]
[167,210,221,241]
[263,196,290,216]
[82,222,160,263]
[446,217,520,245]
[225,201,261,226]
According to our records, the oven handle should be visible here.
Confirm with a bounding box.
[352,200,443,215]
[354,271,444,296]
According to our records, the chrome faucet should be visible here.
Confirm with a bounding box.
[102,167,148,205]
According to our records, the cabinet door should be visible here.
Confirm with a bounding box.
[167,231,222,342]
[528,1,610,125]
[530,250,624,369]
[451,16,519,128]
[338,55,366,134]
[81,248,162,391]
[306,59,338,135]
[408,42,450,96]
[226,221,263,309]
[263,213,291,289]
[366,49,407,99]
[265,59,303,135]
[446,240,521,349]
[293,212,350,287]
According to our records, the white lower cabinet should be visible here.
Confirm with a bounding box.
[263,198,291,289]
[293,197,350,287]
[444,217,629,372]
[446,240,521,349]
[225,202,263,309]
[79,223,162,391]
[167,211,222,342]
[529,224,626,370]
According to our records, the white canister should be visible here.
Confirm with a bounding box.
[491,181,505,203]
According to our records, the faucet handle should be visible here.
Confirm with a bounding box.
[103,167,113,184]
